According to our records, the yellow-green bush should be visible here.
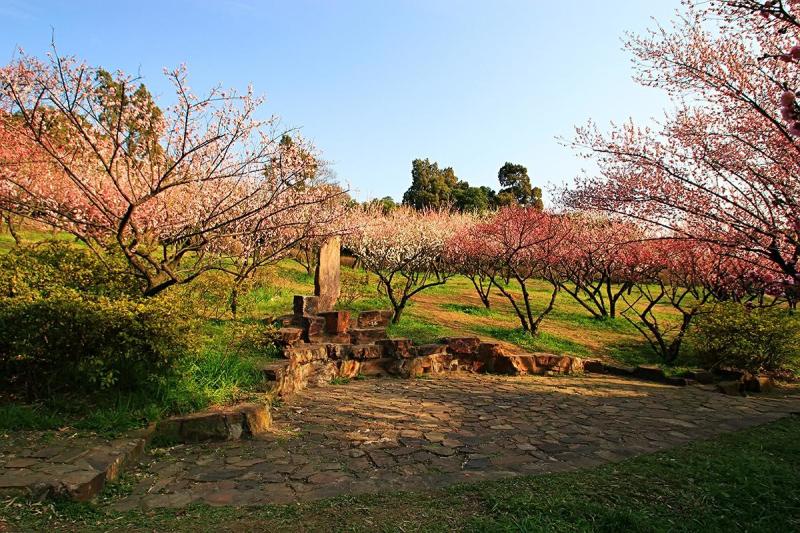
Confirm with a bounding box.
[687,303,800,373]
[0,242,192,397]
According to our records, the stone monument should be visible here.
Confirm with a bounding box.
[314,236,341,312]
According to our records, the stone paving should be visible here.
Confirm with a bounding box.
[0,431,148,501]
[116,374,800,510]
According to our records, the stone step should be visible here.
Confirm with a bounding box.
[0,431,151,502]
[152,403,271,445]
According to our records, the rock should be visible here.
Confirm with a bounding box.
[276,327,303,346]
[319,310,350,335]
[664,376,689,387]
[534,353,582,374]
[716,380,744,396]
[357,310,394,328]
[337,360,361,379]
[359,358,393,376]
[603,365,635,377]
[414,344,448,357]
[492,354,540,376]
[404,354,453,377]
[274,314,299,328]
[583,360,605,373]
[633,365,667,382]
[350,328,387,345]
[443,337,481,356]
[685,370,714,384]
[309,361,339,386]
[301,315,327,342]
[283,344,328,365]
[314,236,341,312]
[344,344,383,360]
[154,402,272,444]
[376,338,415,359]
[326,344,348,359]
[477,342,506,372]
[293,295,320,316]
[743,374,775,393]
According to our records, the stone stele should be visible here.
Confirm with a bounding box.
[314,236,341,312]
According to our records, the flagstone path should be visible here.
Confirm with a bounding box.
[111,374,800,510]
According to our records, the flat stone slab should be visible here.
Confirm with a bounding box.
[0,430,150,501]
[115,374,800,508]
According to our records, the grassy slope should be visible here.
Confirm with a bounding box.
[4,415,799,532]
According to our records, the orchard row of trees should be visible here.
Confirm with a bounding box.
[345,205,791,364]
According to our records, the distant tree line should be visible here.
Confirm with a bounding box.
[367,159,543,213]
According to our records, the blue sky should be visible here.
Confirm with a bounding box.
[1,0,681,203]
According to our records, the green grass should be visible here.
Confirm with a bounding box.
[388,314,454,345]
[4,415,799,532]
[476,325,592,356]
[0,403,65,431]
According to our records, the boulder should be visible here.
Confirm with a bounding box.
[403,353,454,377]
[534,353,582,374]
[314,236,341,312]
[743,374,775,393]
[415,344,449,357]
[359,358,394,377]
[283,344,328,365]
[477,342,506,372]
[583,360,606,374]
[154,403,271,444]
[443,337,481,356]
[633,365,667,382]
[337,359,361,379]
[492,354,540,376]
[357,310,394,328]
[603,364,636,377]
[276,327,303,346]
[319,310,350,335]
[684,369,714,385]
[309,361,339,386]
[716,380,745,396]
[345,344,384,360]
[326,344,348,360]
[665,376,689,387]
[377,338,415,358]
[350,327,387,345]
[293,295,320,316]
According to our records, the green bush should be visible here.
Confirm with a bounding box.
[0,242,192,396]
[687,303,800,373]
[0,241,141,298]
[0,290,194,395]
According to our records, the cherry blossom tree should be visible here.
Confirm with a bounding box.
[346,206,464,323]
[618,238,783,363]
[563,1,799,293]
[445,214,496,309]
[556,215,646,319]
[0,49,339,296]
[456,206,570,335]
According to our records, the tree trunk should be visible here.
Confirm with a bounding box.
[2,214,21,246]
[230,285,239,318]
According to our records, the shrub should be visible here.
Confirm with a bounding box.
[0,241,141,298]
[0,289,194,396]
[687,303,800,373]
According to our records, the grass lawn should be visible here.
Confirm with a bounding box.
[4,415,799,532]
